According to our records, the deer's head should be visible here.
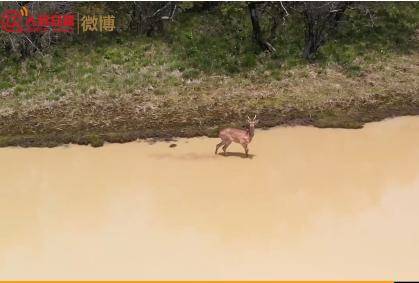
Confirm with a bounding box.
[247,115,259,128]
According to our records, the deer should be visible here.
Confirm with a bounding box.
[215,115,259,157]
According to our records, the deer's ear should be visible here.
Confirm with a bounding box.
[255,119,259,124]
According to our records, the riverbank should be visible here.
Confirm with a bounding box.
[1,51,418,148]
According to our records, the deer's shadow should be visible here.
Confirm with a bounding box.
[218,152,255,159]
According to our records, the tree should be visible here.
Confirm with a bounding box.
[130,2,177,36]
[303,1,349,60]
[301,1,350,60]
[248,2,276,53]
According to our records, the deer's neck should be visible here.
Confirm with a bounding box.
[247,126,255,141]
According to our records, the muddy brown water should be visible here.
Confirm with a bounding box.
[1,116,419,279]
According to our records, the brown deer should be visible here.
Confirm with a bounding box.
[215,115,259,157]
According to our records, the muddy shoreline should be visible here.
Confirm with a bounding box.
[0,91,418,148]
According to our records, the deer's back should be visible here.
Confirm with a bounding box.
[219,128,249,143]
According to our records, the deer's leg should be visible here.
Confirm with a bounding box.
[242,143,249,157]
[222,141,231,155]
[215,141,224,154]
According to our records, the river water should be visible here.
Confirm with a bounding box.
[1,116,419,279]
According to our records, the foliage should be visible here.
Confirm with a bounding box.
[0,1,418,77]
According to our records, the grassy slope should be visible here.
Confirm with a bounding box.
[0,6,418,147]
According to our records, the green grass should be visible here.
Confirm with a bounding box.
[0,2,418,107]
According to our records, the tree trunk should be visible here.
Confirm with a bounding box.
[248,3,276,53]
[302,10,325,60]
[302,2,349,60]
